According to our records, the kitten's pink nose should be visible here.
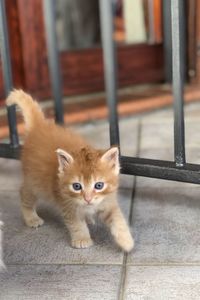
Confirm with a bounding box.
[84,196,92,204]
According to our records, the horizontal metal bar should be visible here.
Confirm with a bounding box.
[0,144,21,159]
[120,156,200,184]
[2,145,200,185]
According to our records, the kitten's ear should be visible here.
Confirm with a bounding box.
[101,147,120,175]
[56,148,74,173]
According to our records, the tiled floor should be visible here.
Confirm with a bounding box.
[1,102,200,299]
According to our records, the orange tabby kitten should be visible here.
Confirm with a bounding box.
[6,90,134,252]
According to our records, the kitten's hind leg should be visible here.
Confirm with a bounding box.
[20,185,44,228]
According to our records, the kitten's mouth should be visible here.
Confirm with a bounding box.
[83,201,93,206]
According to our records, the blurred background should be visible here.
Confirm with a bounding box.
[0,0,199,137]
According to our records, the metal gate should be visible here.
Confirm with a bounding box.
[0,0,199,184]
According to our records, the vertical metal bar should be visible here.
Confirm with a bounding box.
[171,0,186,166]
[162,0,172,82]
[99,0,120,147]
[43,0,64,124]
[0,0,19,147]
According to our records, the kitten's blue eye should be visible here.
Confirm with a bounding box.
[72,183,82,191]
[94,182,104,190]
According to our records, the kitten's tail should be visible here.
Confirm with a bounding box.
[6,89,45,130]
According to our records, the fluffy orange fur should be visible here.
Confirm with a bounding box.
[6,90,134,252]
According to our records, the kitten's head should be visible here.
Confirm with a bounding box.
[56,146,120,207]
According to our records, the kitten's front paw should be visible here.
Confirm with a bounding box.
[71,238,93,249]
[115,231,134,252]
[24,216,44,228]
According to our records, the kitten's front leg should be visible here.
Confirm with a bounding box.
[70,220,93,249]
[62,206,93,249]
[99,203,134,252]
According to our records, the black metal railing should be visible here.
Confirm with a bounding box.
[1,0,200,184]
[0,0,20,159]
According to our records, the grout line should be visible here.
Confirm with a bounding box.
[118,176,137,300]
[4,262,200,267]
[3,263,123,267]
[126,263,200,267]
[118,120,142,300]
[118,252,128,300]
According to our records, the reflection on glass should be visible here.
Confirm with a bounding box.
[56,0,161,51]
[56,0,100,50]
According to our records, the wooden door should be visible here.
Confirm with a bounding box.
[0,0,164,101]
[0,0,25,102]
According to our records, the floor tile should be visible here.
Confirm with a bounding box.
[139,145,200,164]
[119,117,139,157]
[136,174,198,190]
[75,117,139,157]
[139,101,200,124]
[139,146,173,161]
[185,122,200,147]
[185,101,200,121]
[69,102,200,154]
[186,147,200,164]
[74,121,110,149]
[124,266,200,300]
[140,108,200,151]
[128,186,200,264]
[0,219,4,270]
[140,106,173,122]
[119,118,139,188]
[140,122,173,149]
[1,189,132,265]
[0,265,121,300]
[0,158,22,191]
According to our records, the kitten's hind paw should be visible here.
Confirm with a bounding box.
[71,238,93,249]
[24,215,44,228]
